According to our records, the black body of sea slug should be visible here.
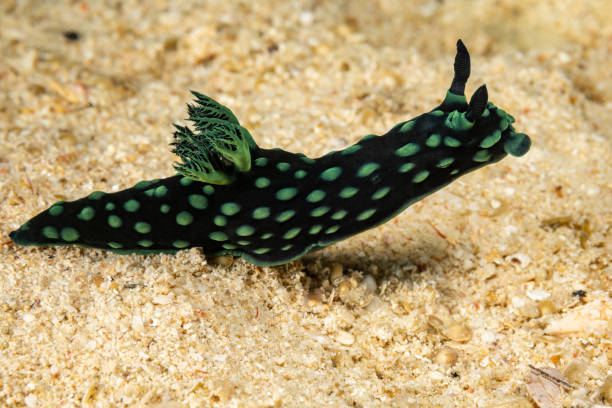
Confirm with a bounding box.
[9,40,531,266]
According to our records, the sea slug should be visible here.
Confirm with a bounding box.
[9,40,531,266]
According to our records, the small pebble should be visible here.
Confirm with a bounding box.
[513,296,541,319]
[527,289,550,301]
[335,330,355,346]
[213,379,234,403]
[444,324,472,342]
[152,294,173,305]
[363,274,377,293]
[63,30,80,42]
[22,313,35,323]
[546,299,609,335]
[538,299,558,315]
[509,253,531,268]
[520,301,541,319]
[330,263,343,282]
[563,359,588,383]
[435,347,458,366]
[337,279,354,299]
[24,394,37,408]
[599,375,612,402]
[427,315,444,332]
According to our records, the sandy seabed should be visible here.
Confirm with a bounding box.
[0,1,610,407]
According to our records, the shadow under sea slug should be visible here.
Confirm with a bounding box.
[10,40,531,266]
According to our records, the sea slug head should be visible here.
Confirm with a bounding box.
[422,40,531,165]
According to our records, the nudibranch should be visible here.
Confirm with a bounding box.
[10,40,531,266]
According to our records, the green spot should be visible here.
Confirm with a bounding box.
[222,243,237,249]
[429,110,444,116]
[134,222,151,234]
[450,169,459,175]
[254,248,271,254]
[320,167,342,181]
[341,144,362,155]
[277,162,290,172]
[60,227,79,242]
[88,191,105,200]
[310,206,330,217]
[203,185,215,195]
[425,133,441,147]
[108,242,122,249]
[412,170,430,183]
[173,240,189,249]
[357,209,376,221]
[108,215,122,228]
[49,205,63,216]
[145,188,155,197]
[105,202,115,211]
[395,143,420,157]
[499,118,509,131]
[325,225,340,234]
[252,207,270,219]
[398,163,416,173]
[188,194,208,210]
[138,240,153,247]
[306,189,326,203]
[254,157,268,167]
[372,187,390,200]
[360,134,377,141]
[504,132,531,157]
[236,225,255,236]
[180,177,193,186]
[437,158,455,168]
[261,233,273,239]
[399,121,415,133]
[176,211,193,226]
[294,170,307,179]
[309,225,323,234]
[300,156,315,164]
[445,110,473,131]
[480,130,501,148]
[276,187,297,201]
[442,90,467,106]
[209,231,228,241]
[123,199,140,212]
[339,187,358,198]
[473,150,491,162]
[275,210,295,222]
[154,185,168,198]
[160,204,170,213]
[255,177,270,188]
[134,180,153,189]
[221,202,241,216]
[357,163,380,177]
[282,244,293,251]
[482,108,490,117]
[444,136,461,147]
[77,206,95,221]
[214,215,227,226]
[331,210,347,220]
[42,226,58,239]
[283,227,301,239]
[237,240,250,246]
